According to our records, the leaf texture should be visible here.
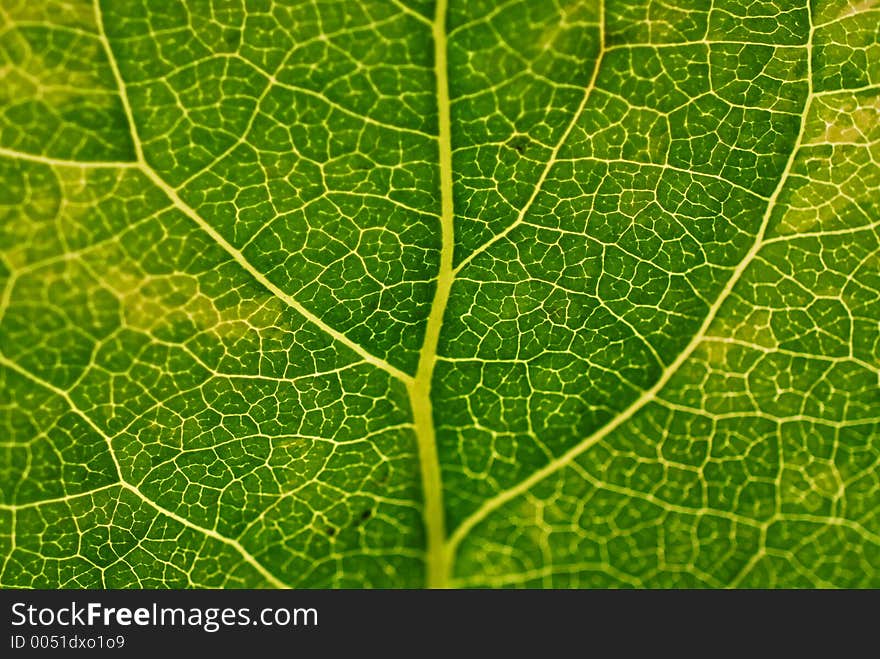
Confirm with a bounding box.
[0,0,878,588]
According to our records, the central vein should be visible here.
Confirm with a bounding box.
[409,0,454,588]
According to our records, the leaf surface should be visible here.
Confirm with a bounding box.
[1,0,878,587]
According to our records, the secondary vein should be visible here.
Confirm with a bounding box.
[140,166,413,384]
[453,4,607,275]
[92,0,410,385]
[0,353,289,588]
[446,9,818,559]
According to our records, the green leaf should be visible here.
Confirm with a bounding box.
[1,0,877,588]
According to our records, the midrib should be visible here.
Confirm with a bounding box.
[412,0,609,586]
[409,0,454,588]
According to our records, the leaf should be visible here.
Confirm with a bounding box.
[0,0,877,588]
